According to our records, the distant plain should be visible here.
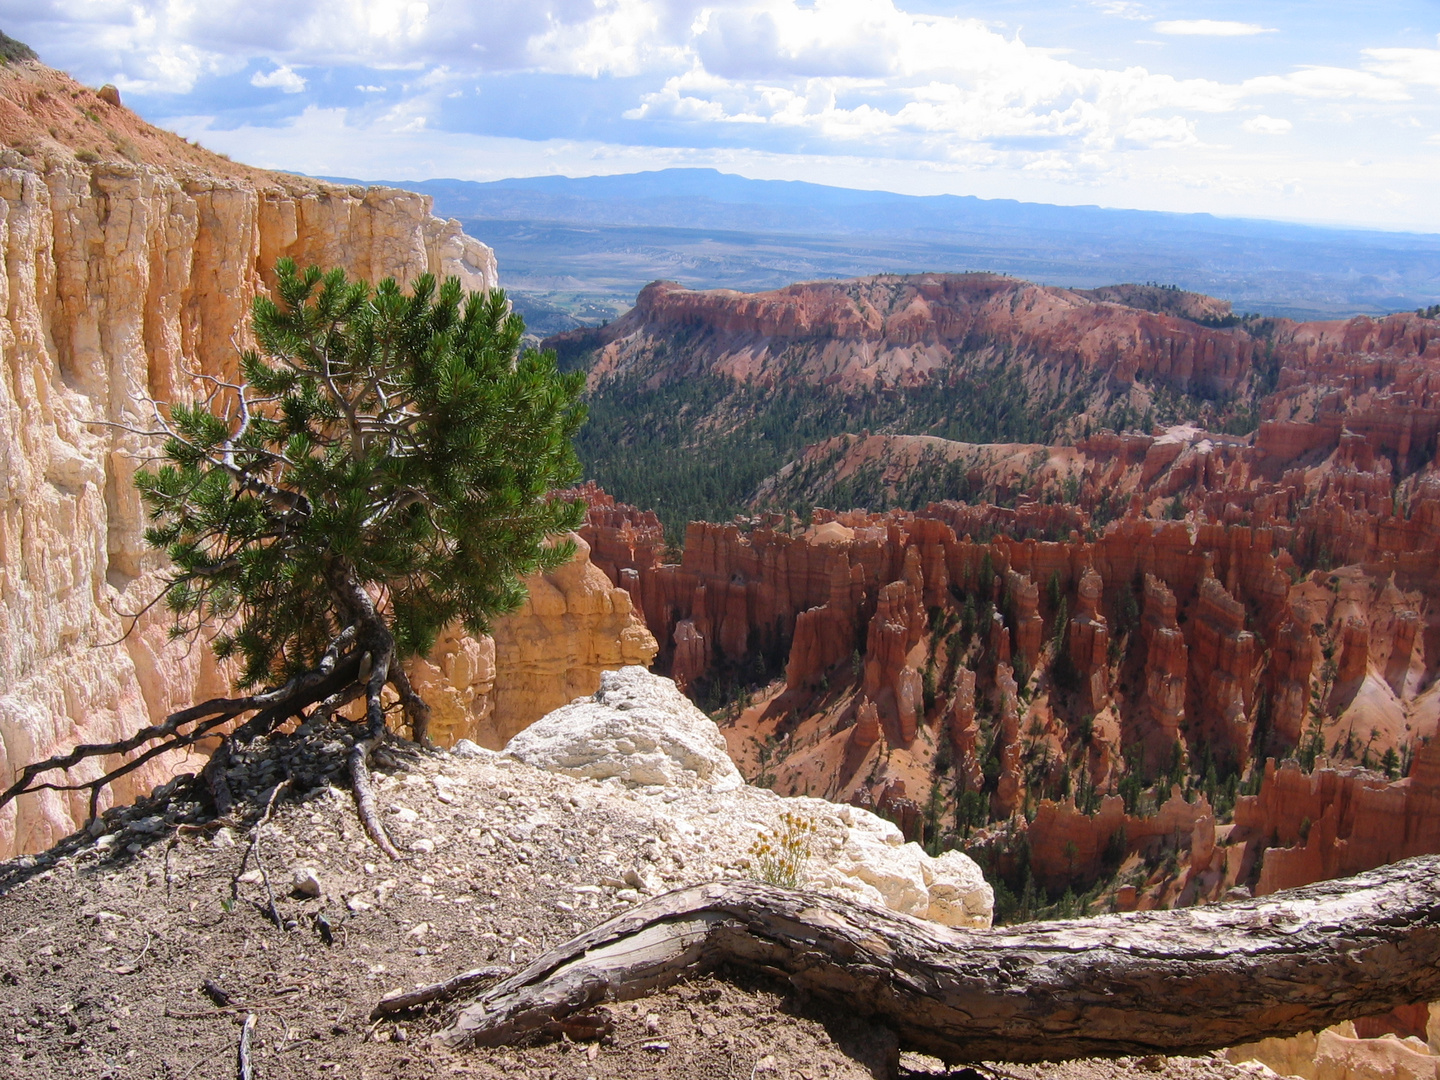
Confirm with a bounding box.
[333,169,1440,335]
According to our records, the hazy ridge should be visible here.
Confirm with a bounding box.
[332,168,1440,331]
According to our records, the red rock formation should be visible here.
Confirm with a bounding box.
[555,275,1440,912]
[1267,617,1319,747]
[556,274,1259,400]
[992,663,1024,818]
[851,698,881,752]
[1232,742,1440,895]
[945,668,983,792]
[1027,789,1215,892]
[576,483,1437,798]
[1138,574,1187,759]
[1067,568,1110,716]
[1006,569,1043,674]
[574,481,667,583]
[1335,616,1370,686]
[1187,573,1258,767]
[670,620,706,691]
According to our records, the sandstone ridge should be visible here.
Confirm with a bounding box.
[556,273,1257,404]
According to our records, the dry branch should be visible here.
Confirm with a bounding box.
[0,648,361,824]
[372,965,511,1017]
[441,858,1440,1063]
[350,735,400,860]
[242,780,289,927]
[237,1013,255,1080]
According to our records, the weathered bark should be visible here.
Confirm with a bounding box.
[441,858,1440,1063]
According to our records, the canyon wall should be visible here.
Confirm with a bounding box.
[557,275,1258,400]
[0,59,652,856]
[562,239,1440,914]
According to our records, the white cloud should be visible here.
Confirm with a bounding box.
[251,64,307,93]
[1243,114,1292,135]
[160,104,1440,231]
[1244,67,1408,101]
[1363,46,1440,90]
[621,2,1240,156]
[1154,20,1275,37]
[1093,2,1148,19]
[8,0,1440,229]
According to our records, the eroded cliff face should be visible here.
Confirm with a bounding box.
[558,275,1258,401]
[412,533,659,751]
[0,57,652,856]
[576,479,1440,904]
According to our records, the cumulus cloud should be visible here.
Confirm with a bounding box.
[1243,114,1292,135]
[251,65,307,93]
[1154,20,1275,37]
[616,0,1241,158]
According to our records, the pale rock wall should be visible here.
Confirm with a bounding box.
[478,537,659,749]
[0,153,516,857]
[1228,1023,1440,1080]
[413,549,660,754]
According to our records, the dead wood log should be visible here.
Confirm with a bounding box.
[440,857,1440,1063]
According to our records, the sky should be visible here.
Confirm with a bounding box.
[5,1,1440,231]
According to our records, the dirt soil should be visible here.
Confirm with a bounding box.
[0,724,1269,1080]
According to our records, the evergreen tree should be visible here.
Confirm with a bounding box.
[0,261,586,852]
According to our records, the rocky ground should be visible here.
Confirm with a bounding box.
[0,720,1267,1080]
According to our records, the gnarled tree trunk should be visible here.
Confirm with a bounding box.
[440,856,1440,1063]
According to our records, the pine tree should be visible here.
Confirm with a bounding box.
[0,260,586,854]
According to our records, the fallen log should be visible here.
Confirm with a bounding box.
[440,856,1440,1062]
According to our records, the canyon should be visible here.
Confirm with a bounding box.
[2,37,1440,1080]
[7,40,1440,926]
[565,261,1440,928]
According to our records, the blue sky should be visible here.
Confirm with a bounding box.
[5,1,1440,230]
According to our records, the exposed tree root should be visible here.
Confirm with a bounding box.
[439,859,1440,1063]
[0,608,416,858]
[350,736,401,860]
[235,779,290,926]
[237,1012,255,1080]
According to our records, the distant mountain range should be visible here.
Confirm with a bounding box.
[330,168,1440,329]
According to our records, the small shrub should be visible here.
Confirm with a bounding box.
[114,137,142,163]
[75,148,100,164]
[747,811,816,889]
[0,32,37,66]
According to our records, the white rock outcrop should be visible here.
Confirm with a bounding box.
[505,666,742,791]
[505,667,994,928]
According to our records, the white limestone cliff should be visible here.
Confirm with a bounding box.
[0,152,505,856]
[0,140,655,855]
